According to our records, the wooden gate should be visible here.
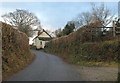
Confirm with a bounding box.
[113,20,120,37]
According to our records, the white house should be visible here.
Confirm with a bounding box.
[33,29,52,49]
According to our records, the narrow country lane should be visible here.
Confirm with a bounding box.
[7,50,83,81]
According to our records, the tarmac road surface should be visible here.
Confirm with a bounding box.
[7,50,82,81]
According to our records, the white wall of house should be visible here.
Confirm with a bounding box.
[33,31,51,49]
[42,41,45,48]
[34,38,42,49]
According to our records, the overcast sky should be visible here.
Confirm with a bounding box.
[0,2,118,32]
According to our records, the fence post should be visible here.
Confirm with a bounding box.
[113,21,116,37]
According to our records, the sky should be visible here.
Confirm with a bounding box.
[0,2,118,32]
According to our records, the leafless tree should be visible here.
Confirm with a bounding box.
[73,3,114,41]
[74,3,114,28]
[91,3,114,27]
[76,11,92,26]
[2,9,41,37]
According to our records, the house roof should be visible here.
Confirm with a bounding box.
[42,29,52,38]
[33,29,52,41]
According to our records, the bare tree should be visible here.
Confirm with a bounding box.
[74,3,114,29]
[2,9,41,37]
[91,3,114,27]
[76,12,92,26]
[72,3,114,41]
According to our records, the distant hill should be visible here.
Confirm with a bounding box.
[1,22,35,80]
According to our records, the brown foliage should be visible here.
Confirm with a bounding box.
[1,22,34,80]
[45,22,119,64]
